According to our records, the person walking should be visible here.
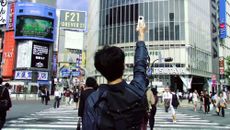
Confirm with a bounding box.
[53,88,62,108]
[82,21,149,130]
[162,87,171,113]
[73,88,79,109]
[39,88,46,104]
[0,78,12,129]
[199,91,204,111]
[204,90,211,114]
[64,88,71,105]
[78,77,98,118]
[170,89,179,123]
[44,87,50,105]
[193,90,198,112]
[217,92,227,117]
[147,87,158,130]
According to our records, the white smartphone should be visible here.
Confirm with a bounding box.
[136,16,145,31]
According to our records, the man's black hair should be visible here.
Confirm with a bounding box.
[86,77,98,89]
[94,46,125,82]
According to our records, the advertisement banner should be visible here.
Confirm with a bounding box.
[16,41,32,68]
[60,10,86,30]
[14,71,48,80]
[31,42,49,68]
[1,31,16,77]
[7,2,15,30]
[219,0,227,39]
[0,0,8,25]
[219,57,225,79]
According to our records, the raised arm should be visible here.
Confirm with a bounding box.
[130,21,149,96]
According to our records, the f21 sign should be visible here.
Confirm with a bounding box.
[31,42,49,68]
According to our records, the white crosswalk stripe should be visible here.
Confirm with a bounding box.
[150,108,230,130]
[3,106,230,130]
[3,105,79,130]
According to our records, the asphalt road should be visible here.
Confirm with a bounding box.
[6,100,54,121]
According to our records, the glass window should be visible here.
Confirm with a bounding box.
[154,1,158,23]
[164,1,169,22]
[155,23,159,41]
[159,2,164,22]
[149,23,154,41]
[130,25,134,42]
[149,3,153,22]
[165,23,169,40]
[144,3,149,22]
[117,26,120,43]
[121,26,125,43]
[175,23,180,40]
[180,0,184,20]
[159,23,164,40]
[125,25,129,42]
[175,0,179,21]
[180,22,185,40]
[113,27,116,44]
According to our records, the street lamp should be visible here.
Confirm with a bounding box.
[147,57,173,87]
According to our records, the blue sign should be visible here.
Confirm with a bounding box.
[14,2,56,42]
[219,0,227,39]
[60,68,70,77]
[72,71,81,77]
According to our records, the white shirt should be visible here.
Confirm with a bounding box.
[193,92,198,102]
[163,92,172,100]
[54,90,61,97]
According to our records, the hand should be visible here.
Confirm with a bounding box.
[136,22,146,41]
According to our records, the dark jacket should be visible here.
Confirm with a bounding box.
[0,86,12,111]
[83,41,149,130]
[78,88,96,117]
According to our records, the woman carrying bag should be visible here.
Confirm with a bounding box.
[217,92,227,117]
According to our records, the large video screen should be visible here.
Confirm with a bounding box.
[15,16,54,40]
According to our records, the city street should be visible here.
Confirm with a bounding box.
[2,100,230,130]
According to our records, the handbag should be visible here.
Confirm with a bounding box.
[220,103,226,108]
[0,87,9,111]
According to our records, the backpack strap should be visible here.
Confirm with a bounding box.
[0,87,6,99]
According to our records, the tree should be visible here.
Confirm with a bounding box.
[225,56,230,85]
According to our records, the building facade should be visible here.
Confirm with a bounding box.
[86,0,212,92]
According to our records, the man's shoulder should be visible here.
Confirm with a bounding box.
[86,90,100,107]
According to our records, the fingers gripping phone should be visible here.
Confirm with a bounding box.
[136,16,145,31]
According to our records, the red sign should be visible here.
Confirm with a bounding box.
[1,31,16,77]
[8,3,15,30]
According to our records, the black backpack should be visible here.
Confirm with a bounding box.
[172,93,179,108]
[94,84,148,130]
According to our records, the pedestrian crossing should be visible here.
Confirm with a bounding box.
[152,108,230,130]
[3,105,79,130]
[2,106,230,130]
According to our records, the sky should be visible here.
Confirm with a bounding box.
[56,0,88,11]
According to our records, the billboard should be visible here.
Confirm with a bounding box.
[16,41,32,68]
[1,31,16,77]
[65,31,83,50]
[15,2,56,42]
[31,42,49,68]
[6,2,15,30]
[219,0,226,39]
[15,16,54,40]
[60,10,86,30]
[0,0,8,25]
[14,71,48,80]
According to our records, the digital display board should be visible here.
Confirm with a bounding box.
[31,42,49,69]
[16,16,54,40]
